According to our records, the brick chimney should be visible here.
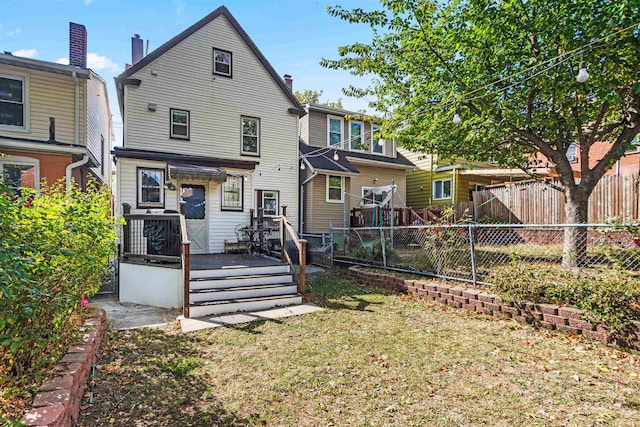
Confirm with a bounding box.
[283,74,293,91]
[132,34,144,65]
[69,22,87,68]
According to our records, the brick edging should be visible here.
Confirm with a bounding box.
[20,307,108,427]
[347,266,640,347]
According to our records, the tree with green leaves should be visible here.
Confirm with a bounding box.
[322,0,640,267]
[294,88,344,108]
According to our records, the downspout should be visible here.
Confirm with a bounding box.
[66,71,86,190]
[299,168,318,233]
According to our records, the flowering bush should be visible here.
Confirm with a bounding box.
[0,180,116,383]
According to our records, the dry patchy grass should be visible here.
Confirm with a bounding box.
[76,271,640,426]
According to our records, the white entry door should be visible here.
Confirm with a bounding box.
[180,183,208,254]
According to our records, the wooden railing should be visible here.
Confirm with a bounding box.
[350,207,419,227]
[276,215,307,293]
[121,203,191,317]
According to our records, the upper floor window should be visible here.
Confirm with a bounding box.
[327,115,343,148]
[170,109,189,140]
[213,48,232,77]
[625,136,639,154]
[137,168,164,208]
[371,124,383,154]
[241,116,260,156]
[0,156,39,191]
[566,143,578,163]
[0,75,26,130]
[433,179,452,200]
[326,175,344,203]
[349,120,364,151]
[221,175,243,211]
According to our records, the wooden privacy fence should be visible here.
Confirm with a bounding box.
[473,173,640,224]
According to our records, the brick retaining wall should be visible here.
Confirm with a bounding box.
[20,308,108,427]
[348,266,640,348]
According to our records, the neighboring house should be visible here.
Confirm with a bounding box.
[299,102,414,233]
[113,6,303,254]
[399,149,558,209]
[562,137,640,176]
[0,23,112,191]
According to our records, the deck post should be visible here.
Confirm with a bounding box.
[179,200,191,318]
[299,239,307,293]
[122,203,131,255]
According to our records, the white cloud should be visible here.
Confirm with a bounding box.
[12,49,37,58]
[84,0,92,4]
[87,53,121,72]
[7,27,22,36]
[55,54,121,73]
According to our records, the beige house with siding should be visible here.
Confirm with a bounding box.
[114,6,303,254]
[0,23,112,191]
[299,103,414,234]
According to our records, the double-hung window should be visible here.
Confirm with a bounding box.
[241,116,260,155]
[221,175,243,211]
[0,156,39,191]
[349,120,364,151]
[361,186,387,205]
[213,48,232,77]
[138,168,164,208]
[170,109,189,140]
[0,75,26,130]
[371,124,383,154]
[433,179,452,200]
[566,144,578,163]
[326,175,344,203]
[327,115,343,148]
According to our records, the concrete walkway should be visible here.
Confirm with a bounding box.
[178,304,323,333]
[89,295,322,332]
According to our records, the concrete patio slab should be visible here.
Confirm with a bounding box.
[179,303,323,333]
[89,294,181,331]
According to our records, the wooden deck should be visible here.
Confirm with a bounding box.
[190,254,286,270]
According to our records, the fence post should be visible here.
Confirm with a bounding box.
[329,222,334,267]
[390,179,395,248]
[122,203,131,255]
[380,226,387,268]
[299,239,307,293]
[468,224,477,286]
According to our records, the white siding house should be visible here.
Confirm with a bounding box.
[114,6,303,254]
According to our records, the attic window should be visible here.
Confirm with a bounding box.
[213,48,232,77]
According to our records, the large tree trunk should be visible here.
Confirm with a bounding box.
[562,189,589,268]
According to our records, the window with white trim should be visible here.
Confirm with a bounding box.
[326,175,344,202]
[221,175,243,211]
[371,124,383,154]
[433,179,452,200]
[137,168,164,208]
[241,116,259,155]
[0,75,26,130]
[361,186,387,205]
[261,190,279,216]
[625,136,639,154]
[170,109,189,140]
[327,115,343,148]
[213,48,232,77]
[349,120,364,151]
[566,144,578,163]
[0,156,39,191]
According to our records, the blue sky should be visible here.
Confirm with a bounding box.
[0,0,380,142]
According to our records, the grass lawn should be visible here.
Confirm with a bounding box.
[76,271,640,426]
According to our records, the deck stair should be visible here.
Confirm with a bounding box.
[188,263,302,318]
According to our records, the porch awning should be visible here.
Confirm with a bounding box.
[168,162,228,183]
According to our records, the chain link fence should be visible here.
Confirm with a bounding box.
[329,224,640,285]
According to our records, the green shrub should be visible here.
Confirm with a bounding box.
[0,180,116,382]
[491,259,640,341]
